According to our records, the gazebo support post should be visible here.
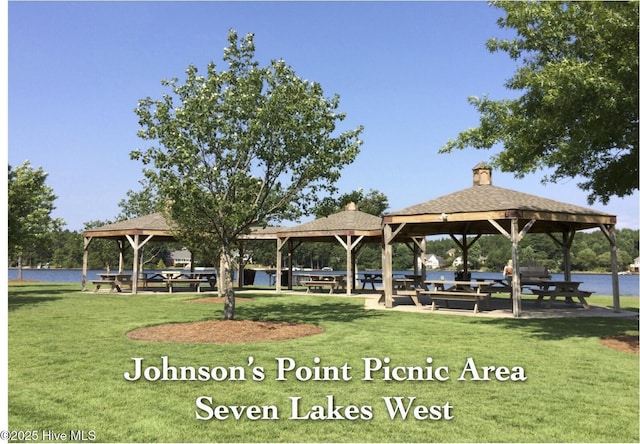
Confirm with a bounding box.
[382,223,405,308]
[546,231,575,281]
[407,237,425,279]
[125,234,154,295]
[510,219,522,317]
[351,244,362,292]
[599,223,620,312]
[334,234,365,296]
[461,234,469,277]
[287,240,293,290]
[561,231,575,282]
[420,238,427,284]
[117,240,126,273]
[490,217,536,317]
[275,238,301,291]
[346,235,353,295]
[450,233,481,279]
[383,224,394,308]
[238,243,245,289]
[81,237,93,292]
[131,235,139,294]
[275,237,284,292]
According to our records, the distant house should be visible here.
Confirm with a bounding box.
[423,254,445,269]
[630,257,640,274]
[452,256,463,267]
[164,249,192,267]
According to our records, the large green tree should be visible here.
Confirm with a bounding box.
[117,179,163,220]
[132,30,363,319]
[8,161,63,278]
[441,1,638,204]
[314,188,389,218]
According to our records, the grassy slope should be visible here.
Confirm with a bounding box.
[7,283,639,443]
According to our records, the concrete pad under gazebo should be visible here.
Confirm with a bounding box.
[381,163,621,317]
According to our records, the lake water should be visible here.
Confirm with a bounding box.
[7,268,639,296]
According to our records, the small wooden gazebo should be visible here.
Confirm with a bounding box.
[275,203,383,295]
[381,163,620,316]
[83,213,284,293]
[81,213,178,294]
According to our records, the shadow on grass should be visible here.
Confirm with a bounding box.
[233,300,383,325]
[8,283,77,311]
[8,295,63,311]
[482,316,637,341]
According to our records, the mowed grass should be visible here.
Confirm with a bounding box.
[7,283,639,443]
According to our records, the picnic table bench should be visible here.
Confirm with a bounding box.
[302,275,346,294]
[377,276,426,307]
[423,280,494,314]
[164,278,209,293]
[529,281,592,309]
[92,274,133,293]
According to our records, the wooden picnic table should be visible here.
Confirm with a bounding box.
[529,280,592,309]
[393,277,417,291]
[360,272,382,290]
[163,271,217,293]
[403,274,424,288]
[423,280,496,314]
[301,274,346,294]
[92,273,133,293]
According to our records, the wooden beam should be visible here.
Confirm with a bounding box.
[385,222,406,243]
[384,210,615,227]
[488,219,510,238]
[517,219,537,242]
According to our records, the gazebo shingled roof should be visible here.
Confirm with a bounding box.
[390,185,611,218]
[385,184,616,237]
[280,203,383,241]
[83,212,177,240]
[380,163,620,316]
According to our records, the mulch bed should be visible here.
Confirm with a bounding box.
[126,320,324,344]
[185,296,252,304]
[600,334,639,354]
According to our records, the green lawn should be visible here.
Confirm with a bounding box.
[7,283,639,443]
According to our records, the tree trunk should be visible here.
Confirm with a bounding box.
[17,253,23,280]
[219,247,236,320]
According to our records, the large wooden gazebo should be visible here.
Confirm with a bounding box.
[275,203,383,295]
[381,163,620,316]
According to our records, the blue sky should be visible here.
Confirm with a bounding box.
[7,1,639,231]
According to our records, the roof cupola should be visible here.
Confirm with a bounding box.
[472,162,492,186]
